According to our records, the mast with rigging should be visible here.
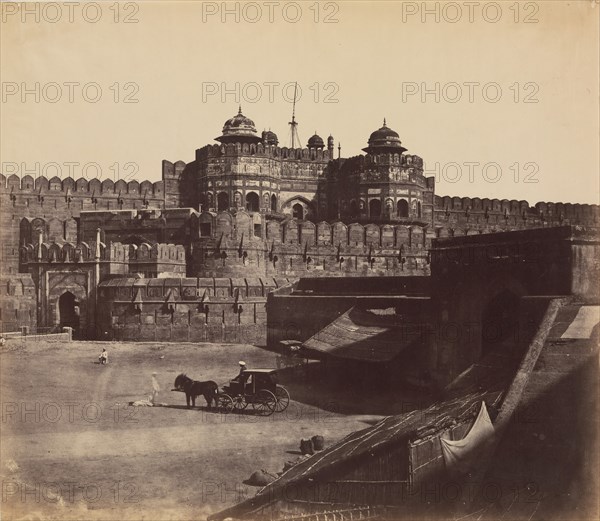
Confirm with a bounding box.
[288,82,301,148]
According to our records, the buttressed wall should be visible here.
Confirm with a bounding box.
[97,276,293,344]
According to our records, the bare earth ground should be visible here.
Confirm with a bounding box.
[0,340,421,521]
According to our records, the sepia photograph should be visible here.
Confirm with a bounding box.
[0,1,599,520]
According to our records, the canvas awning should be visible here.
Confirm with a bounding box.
[303,306,424,362]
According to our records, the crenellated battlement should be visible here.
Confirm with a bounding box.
[126,242,186,262]
[196,142,334,162]
[331,153,426,174]
[193,210,433,249]
[188,210,432,279]
[162,160,187,179]
[95,275,292,343]
[20,239,113,264]
[433,195,600,224]
[98,276,288,301]
[0,173,165,198]
[19,238,186,279]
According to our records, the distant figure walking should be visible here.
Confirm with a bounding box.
[151,372,160,405]
[99,348,108,365]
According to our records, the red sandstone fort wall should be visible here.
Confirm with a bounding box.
[97,276,292,344]
[0,172,166,275]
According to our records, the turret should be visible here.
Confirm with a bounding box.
[261,129,279,146]
[362,119,407,155]
[215,107,262,145]
[307,132,325,150]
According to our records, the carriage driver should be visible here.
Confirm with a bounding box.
[236,361,247,378]
[229,361,247,393]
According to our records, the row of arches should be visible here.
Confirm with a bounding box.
[198,142,334,161]
[206,191,278,213]
[341,199,421,219]
[209,192,312,219]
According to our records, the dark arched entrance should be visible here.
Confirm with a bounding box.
[369,199,381,218]
[397,199,409,217]
[217,192,229,211]
[292,203,304,220]
[59,291,80,333]
[246,192,259,212]
[481,290,520,357]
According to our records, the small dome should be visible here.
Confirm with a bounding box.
[363,119,407,154]
[261,129,279,146]
[307,132,324,149]
[368,120,401,147]
[215,107,261,144]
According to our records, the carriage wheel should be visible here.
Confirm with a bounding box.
[274,385,290,412]
[218,394,234,414]
[232,394,247,411]
[252,390,277,416]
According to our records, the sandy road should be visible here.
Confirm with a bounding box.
[2,411,374,460]
[0,340,383,520]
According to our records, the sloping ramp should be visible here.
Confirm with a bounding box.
[303,306,421,362]
[468,300,600,521]
[560,305,600,339]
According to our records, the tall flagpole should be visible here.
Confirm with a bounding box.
[288,82,300,148]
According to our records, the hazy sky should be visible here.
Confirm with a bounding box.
[1,1,598,204]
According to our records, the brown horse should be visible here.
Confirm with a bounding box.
[174,374,218,408]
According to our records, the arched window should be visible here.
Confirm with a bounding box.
[245,192,259,212]
[369,199,382,218]
[397,199,409,218]
[217,192,229,211]
[292,203,304,220]
[417,201,422,218]
[271,194,277,212]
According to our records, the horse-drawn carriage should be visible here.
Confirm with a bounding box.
[218,369,290,416]
[173,369,290,416]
